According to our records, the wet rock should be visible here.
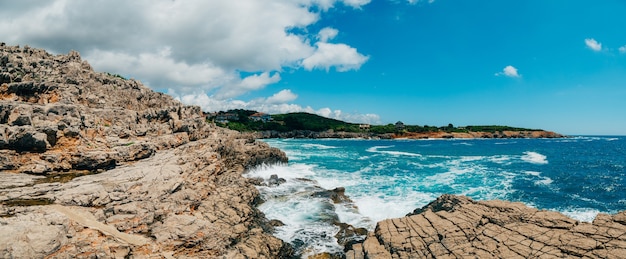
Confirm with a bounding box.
[348,195,626,258]
[312,187,353,204]
[334,222,367,249]
[268,174,286,186]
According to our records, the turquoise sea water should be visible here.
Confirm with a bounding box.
[246,136,626,256]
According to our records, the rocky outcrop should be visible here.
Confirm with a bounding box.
[347,195,626,258]
[255,130,394,139]
[0,43,225,174]
[255,130,563,140]
[0,43,291,258]
[394,130,564,139]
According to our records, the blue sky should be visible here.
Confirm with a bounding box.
[1,0,625,135]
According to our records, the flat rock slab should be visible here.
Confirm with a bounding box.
[349,195,626,259]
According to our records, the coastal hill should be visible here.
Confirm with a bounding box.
[1,44,621,258]
[209,109,564,139]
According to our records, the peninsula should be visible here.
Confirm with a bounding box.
[208,110,565,139]
[2,44,622,259]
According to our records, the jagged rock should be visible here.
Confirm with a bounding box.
[7,126,48,152]
[71,151,117,171]
[312,187,353,204]
[347,195,626,259]
[268,174,286,186]
[0,44,291,258]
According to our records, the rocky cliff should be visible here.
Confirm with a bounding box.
[0,43,291,258]
[347,195,626,258]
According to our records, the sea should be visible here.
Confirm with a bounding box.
[245,136,626,256]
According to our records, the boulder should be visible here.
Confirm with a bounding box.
[7,127,48,152]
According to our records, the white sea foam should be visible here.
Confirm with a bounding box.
[366,145,423,157]
[524,171,541,176]
[352,192,436,224]
[247,163,347,256]
[302,143,338,149]
[561,208,601,222]
[522,171,553,185]
[521,151,548,164]
[535,177,553,185]
[489,155,513,165]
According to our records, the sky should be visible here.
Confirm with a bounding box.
[1,0,625,135]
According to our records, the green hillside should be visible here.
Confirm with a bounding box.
[208,110,542,134]
[271,112,359,132]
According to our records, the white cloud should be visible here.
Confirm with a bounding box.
[302,42,370,71]
[407,0,435,4]
[318,27,339,42]
[215,72,282,99]
[619,45,626,54]
[0,0,382,124]
[342,0,372,8]
[173,90,380,124]
[0,0,369,95]
[495,65,521,78]
[585,38,602,52]
[266,89,298,104]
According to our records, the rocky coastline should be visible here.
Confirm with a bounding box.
[254,129,564,140]
[346,195,626,258]
[1,44,622,259]
[0,43,291,258]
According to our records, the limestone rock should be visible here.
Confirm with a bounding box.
[348,195,626,258]
[1,43,291,258]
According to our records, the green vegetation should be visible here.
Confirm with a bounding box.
[105,72,127,80]
[207,109,541,134]
[271,113,360,132]
[208,110,362,132]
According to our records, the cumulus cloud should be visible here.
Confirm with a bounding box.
[585,38,602,52]
[266,89,298,104]
[0,0,380,123]
[495,65,521,78]
[0,0,369,93]
[407,0,435,4]
[303,42,370,71]
[318,27,339,42]
[173,91,381,124]
[215,72,282,99]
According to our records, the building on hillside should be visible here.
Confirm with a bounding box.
[395,121,405,131]
[359,124,371,130]
[215,113,239,123]
[249,112,271,123]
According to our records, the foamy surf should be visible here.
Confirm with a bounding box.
[521,151,548,164]
[252,137,625,257]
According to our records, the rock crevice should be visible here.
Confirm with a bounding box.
[1,44,290,258]
[347,195,626,258]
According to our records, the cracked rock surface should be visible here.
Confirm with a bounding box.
[1,43,290,258]
[347,195,626,258]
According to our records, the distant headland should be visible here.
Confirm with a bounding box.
[206,109,565,139]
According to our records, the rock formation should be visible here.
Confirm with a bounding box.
[393,130,564,139]
[347,195,626,258]
[255,129,563,140]
[0,43,291,258]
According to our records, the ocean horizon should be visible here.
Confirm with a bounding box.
[247,136,626,256]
